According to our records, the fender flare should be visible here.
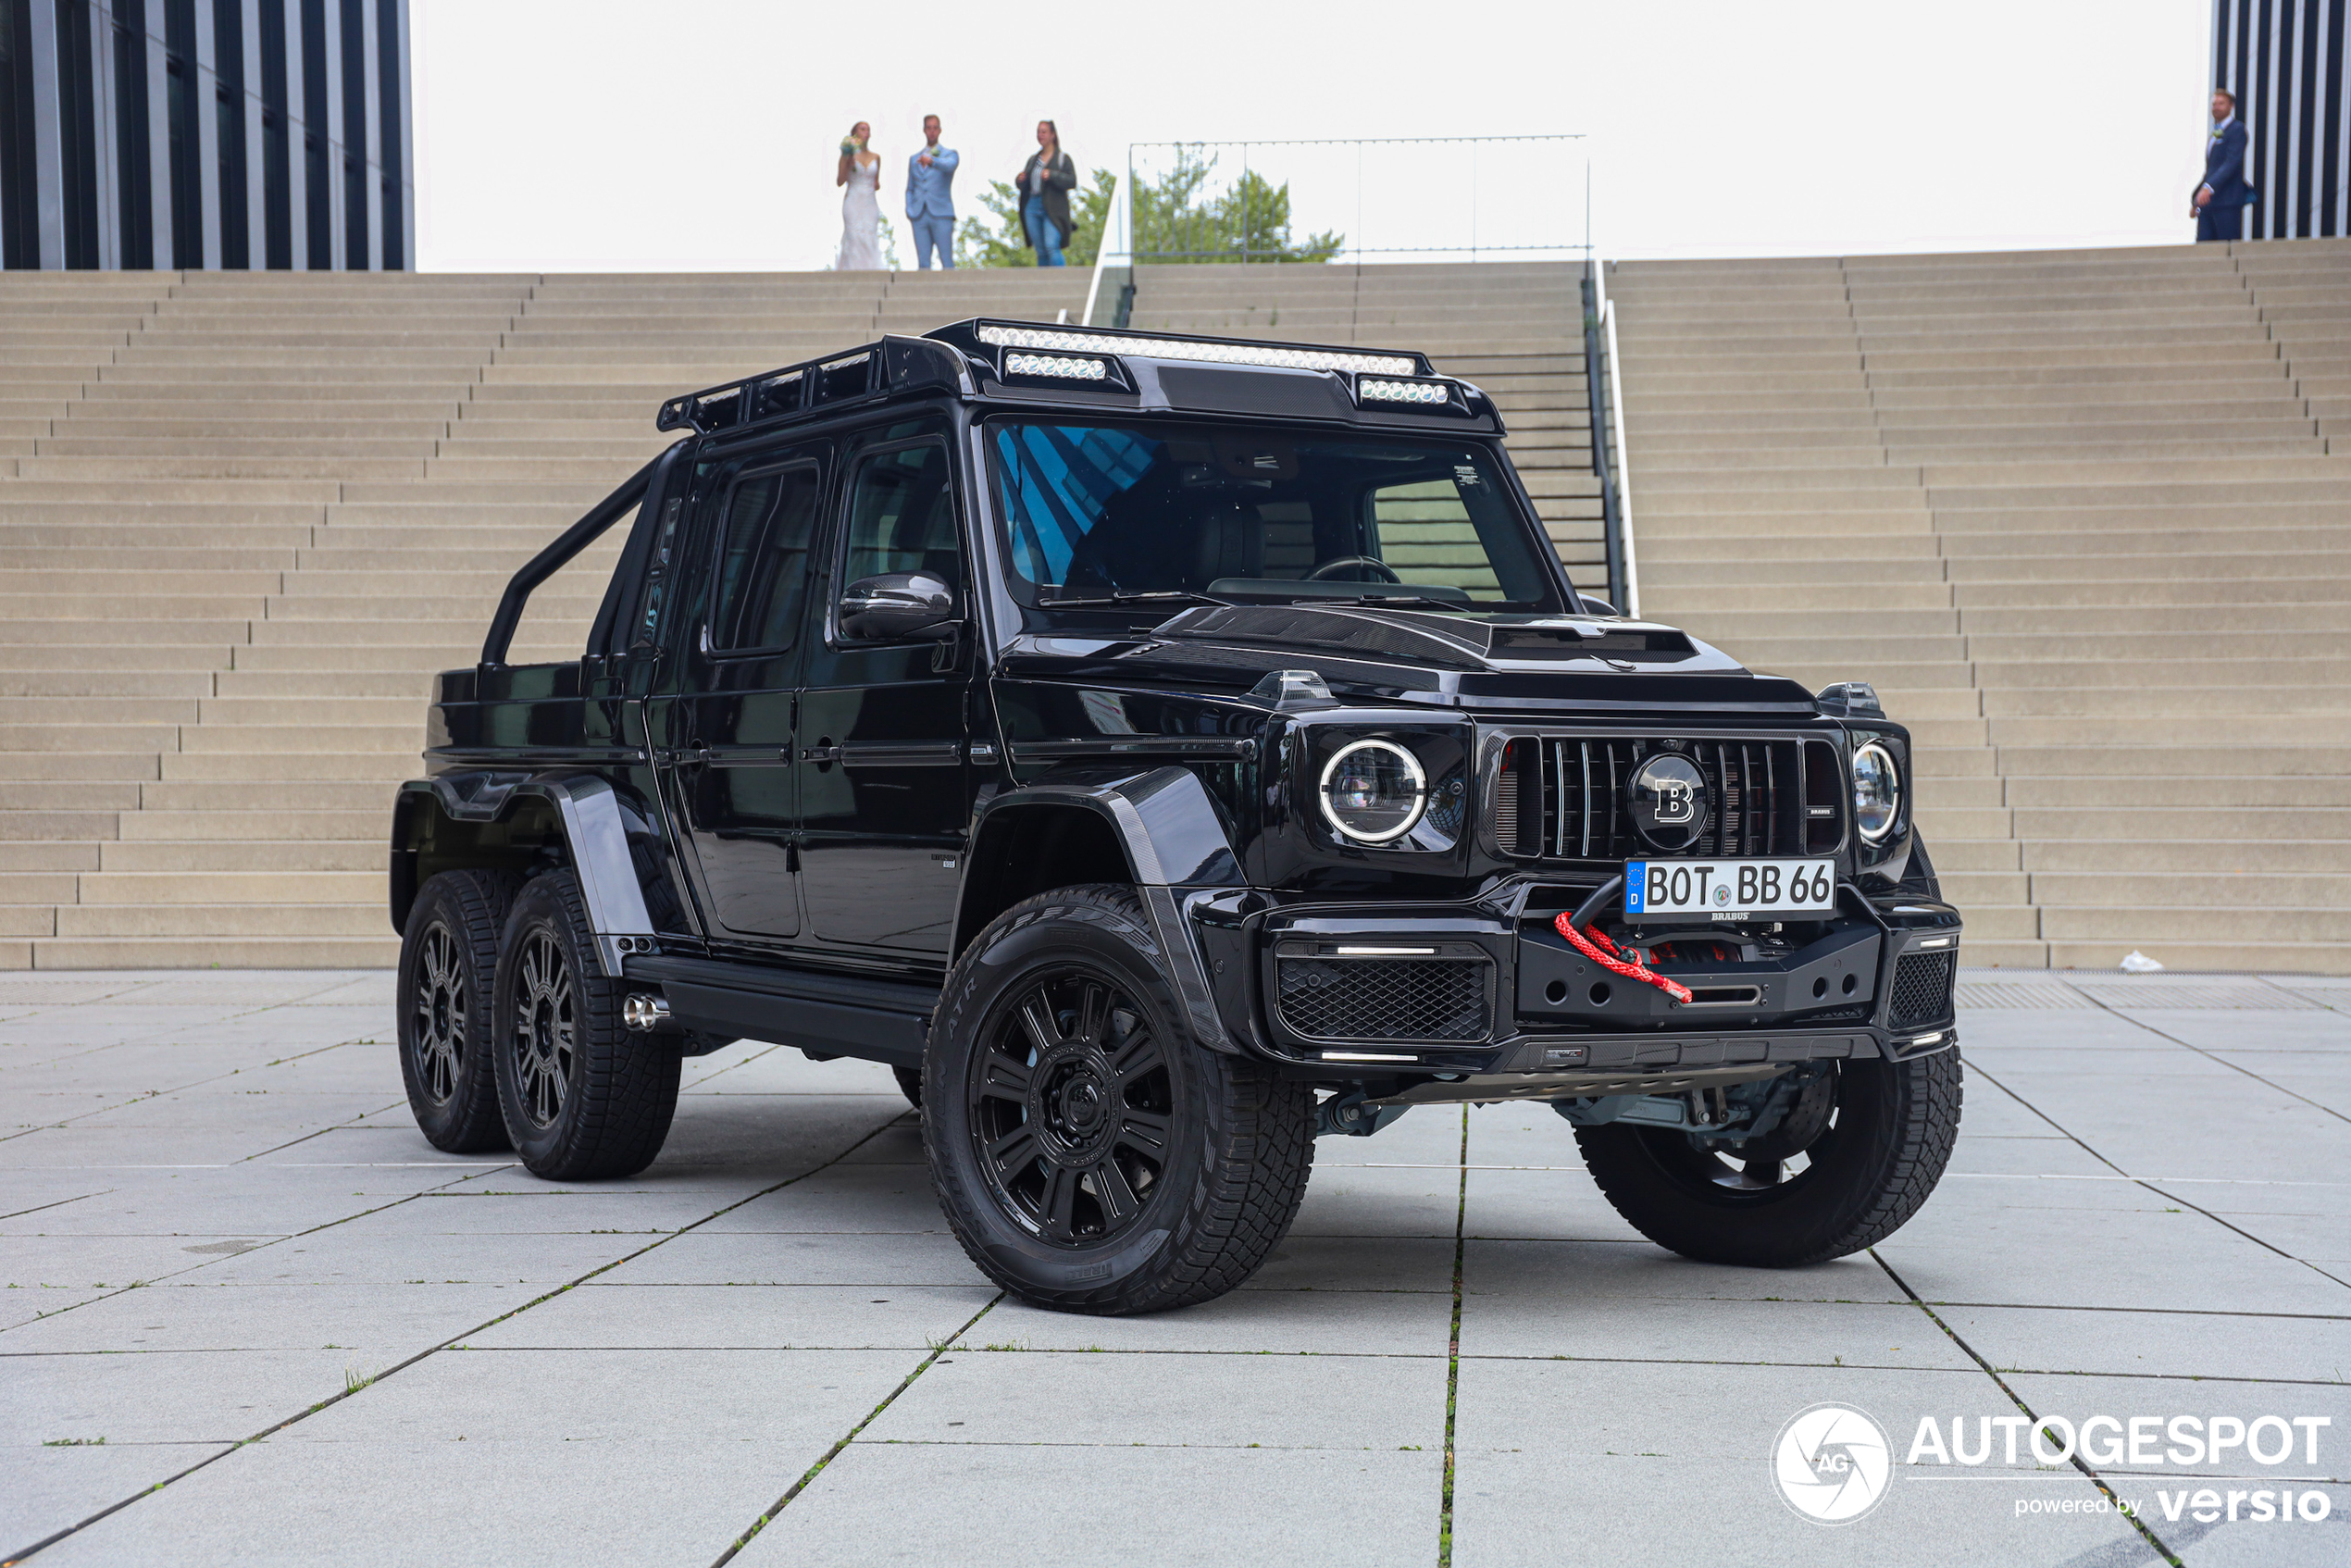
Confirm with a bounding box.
[957,765,1244,1053]
[391,772,658,976]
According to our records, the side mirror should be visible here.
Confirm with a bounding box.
[1578,593,1621,617]
[839,572,957,641]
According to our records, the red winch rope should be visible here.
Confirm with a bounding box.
[1552,911,1694,1005]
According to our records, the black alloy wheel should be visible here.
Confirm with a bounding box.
[967,966,1173,1246]
[926,885,1313,1314]
[1574,1051,1962,1268]
[394,869,516,1153]
[508,927,576,1130]
[490,871,681,1180]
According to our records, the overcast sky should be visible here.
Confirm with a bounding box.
[412,0,2215,272]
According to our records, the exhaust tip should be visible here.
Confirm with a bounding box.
[622,993,672,1032]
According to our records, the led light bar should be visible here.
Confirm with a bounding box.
[977,323,1417,378]
[1357,377,1452,405]
[1004,351,1109,380]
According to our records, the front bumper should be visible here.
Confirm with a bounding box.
[1188,884,1961,1089]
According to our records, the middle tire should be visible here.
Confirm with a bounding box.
[490,870,681,1180]
[925,885,1313,1314]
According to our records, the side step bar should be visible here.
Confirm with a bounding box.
[623,953,938,1068]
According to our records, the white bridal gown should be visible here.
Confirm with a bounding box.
[836,156,882,270]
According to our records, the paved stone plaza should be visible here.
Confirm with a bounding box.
[3,969,2345,1566]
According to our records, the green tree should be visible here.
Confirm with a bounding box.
[956,169,1120,268]
[1132,147,1343,264]
[952,155,1340,268]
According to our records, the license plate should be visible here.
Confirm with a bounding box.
[1623,858,1835,921]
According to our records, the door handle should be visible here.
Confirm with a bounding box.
[800,742,841,765]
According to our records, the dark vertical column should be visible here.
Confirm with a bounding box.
[256,0,283,265]
[207,0,242,264]
[2322,0,2341,232]
[0,3,24,268]
[306,0,336,268]
[334,0,358,266]
[373,0,395,268]
[163,0,199,264]
[2299,0,2320,233]
[55,0,100,266]
[111,0,153,267]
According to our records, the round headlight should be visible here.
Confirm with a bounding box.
[1319,740,1427,843]
[1852,740,1902,844]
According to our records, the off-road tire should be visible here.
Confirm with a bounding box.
[925,885,1313,1314]
[490,871,680,1180]
[1574,1050,1962,1267]
[396,869,517,1153]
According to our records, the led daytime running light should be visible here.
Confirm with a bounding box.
[977,323,1417,378]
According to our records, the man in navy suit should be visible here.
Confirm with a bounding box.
[2195,89,2251,242]
[906,115,959,269]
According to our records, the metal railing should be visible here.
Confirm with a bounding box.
[1090,135,1590,268]
[1585,255,1639,617]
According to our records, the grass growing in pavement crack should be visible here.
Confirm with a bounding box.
[1438,1103,1469,1568]
[710,1293,1004,1567]
[1873,1250,2184,1568]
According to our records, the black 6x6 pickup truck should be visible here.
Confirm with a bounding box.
[389,319,1965,1315]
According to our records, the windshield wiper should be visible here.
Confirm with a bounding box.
[1291,594,1458,610]
[1039,590,1231,608]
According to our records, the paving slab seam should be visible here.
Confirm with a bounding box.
[1872,1251,2186,1567]
[706,1292,1004,1568]
[0,1109,915,1566]
[0,1161,508,1338]
[1437,1105,1468,1568]
[0,1190,112,1223]
[0,1033,383,1147]
[1965,1059,2351,1291]
[2071,987,2351,1129]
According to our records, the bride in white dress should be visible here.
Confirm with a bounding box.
[835,123,883,270]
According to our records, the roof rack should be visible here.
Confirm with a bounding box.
[652,317,1446,436]
[653,335,970,434]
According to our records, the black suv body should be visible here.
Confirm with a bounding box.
[390,320,1964,1313]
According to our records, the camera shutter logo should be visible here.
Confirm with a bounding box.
[1773,1403,1893,1524]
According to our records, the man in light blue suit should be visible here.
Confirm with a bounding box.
[906,115,959,269]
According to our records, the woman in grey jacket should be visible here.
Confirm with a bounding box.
[1014,121,1076,267]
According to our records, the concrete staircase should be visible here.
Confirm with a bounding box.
[1611,239,2351,973]
[0,268,1088,968]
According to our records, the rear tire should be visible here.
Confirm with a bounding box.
[926,885,1313,1314]
[490,871,680,1180]
[396,870,516,1154]
[1574,1050,1962,1267]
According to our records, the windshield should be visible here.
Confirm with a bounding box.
[985,418,1567,615]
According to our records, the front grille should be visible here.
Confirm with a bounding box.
[1493,737,1800,862]
[1888,951,1957,1028]
[1275,956,1491,1043]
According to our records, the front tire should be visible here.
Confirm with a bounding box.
[1574,1051,1962,1267]
[925,886,1313,1314]
[396,870,517,1153]
[490,872,680,1180]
